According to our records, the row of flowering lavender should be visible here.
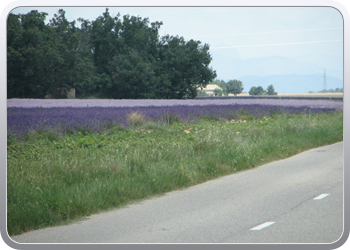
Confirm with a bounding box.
[7,104,339,139]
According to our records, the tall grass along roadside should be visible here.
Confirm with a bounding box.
[7,105,343,236]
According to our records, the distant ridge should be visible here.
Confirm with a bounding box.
[210,53,343,93]
[235,74,343,94]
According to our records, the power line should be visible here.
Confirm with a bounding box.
[210,39,342,49]
[192,27,343,38]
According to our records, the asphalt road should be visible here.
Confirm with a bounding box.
[10,142,343,244]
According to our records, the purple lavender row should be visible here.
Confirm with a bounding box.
[7,104,340,139]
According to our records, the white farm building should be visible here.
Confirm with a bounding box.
[198,84,223,96]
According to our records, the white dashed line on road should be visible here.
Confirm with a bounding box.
[250,221,275,231]
[249,193,330,232]
[313,194,329,200]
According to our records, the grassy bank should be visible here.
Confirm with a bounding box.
[7,111,343,236]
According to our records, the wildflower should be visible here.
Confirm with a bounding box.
[180,163,184,172]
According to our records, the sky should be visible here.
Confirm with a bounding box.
[10,6,344,89]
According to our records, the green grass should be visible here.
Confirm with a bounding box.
[7,111,343,236]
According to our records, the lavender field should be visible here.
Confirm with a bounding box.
[7,98,344,109]
[7,98,342,139]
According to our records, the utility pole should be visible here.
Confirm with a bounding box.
[323,69,327,92]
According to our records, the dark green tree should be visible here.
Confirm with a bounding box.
[7,10,96,98]
[72,18,98,97]
[266,84,277,95]
[104,15,162,98]
[7,13,25,98]
[7,8,217,99]
[90,9,122,77]
[156,35,216,99]
[227,79,243,95]
[90,10,163,99]
[48,9,96,98]
[249,86,256,96]
[249,86,265,95]
[7,11,50,98]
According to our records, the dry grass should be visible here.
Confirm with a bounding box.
[276,93,343,97]
[127,112,146,126]
[233,93,343,97]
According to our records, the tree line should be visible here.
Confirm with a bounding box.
[7,9,217,99]
[198,79,277,96]
[249,85,277,96]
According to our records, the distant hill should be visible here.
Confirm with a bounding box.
[236,74,343,94]
[209,51,343,93]
[209,49,343,93]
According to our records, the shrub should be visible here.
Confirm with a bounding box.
[127,112,146,127]
[249,86,265,95]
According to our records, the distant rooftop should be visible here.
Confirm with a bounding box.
[200,84,222,91]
